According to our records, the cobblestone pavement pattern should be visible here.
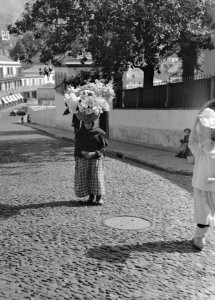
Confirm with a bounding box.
[0,109,215,300]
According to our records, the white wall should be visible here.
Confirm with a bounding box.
[109,109,199,151]
[28,106,56,128]
[55,93,74,131]
[37,88,55,100]
[28,94,75,132]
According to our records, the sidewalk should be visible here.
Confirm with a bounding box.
[26,123,193,176]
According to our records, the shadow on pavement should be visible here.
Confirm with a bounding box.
[17,200,96,210]
[0,200,97,220]
[0,204,20,219]
[0,132,192,195]
[0,131,38,136]
[0,138,74,164]
[86,241,199,263]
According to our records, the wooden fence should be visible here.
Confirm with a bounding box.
[117,75,215,109]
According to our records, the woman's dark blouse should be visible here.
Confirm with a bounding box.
[74,126,108,159]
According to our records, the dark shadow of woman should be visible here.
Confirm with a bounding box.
[0,200,93,220]
[86,240,199,264]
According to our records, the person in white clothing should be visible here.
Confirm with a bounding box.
[189,110,215,250]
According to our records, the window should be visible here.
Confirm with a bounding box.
[16,67,21,75]
[1,31,10,40]
[7,67,13,75]
[32,91,37,98]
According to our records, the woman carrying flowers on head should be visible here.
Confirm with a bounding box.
[74,119,108,205]
[63,80,114,205]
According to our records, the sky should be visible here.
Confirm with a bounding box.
[0,0,27,29]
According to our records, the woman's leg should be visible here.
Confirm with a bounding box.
[86,194,95,204]
[74,158,89,198]
[193,189,211,249]
[88,159,105,203]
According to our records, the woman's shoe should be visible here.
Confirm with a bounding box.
[95,196,103,205]
[85,195,94,205]
[192,237,206,250]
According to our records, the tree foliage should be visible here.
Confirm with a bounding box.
[8,0,215,87]
[64,68,110,86]
[9,31,40,64]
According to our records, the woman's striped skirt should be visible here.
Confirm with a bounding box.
[74,158,105,197]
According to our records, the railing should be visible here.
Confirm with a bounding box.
[116,75,215,109]
[0,74,22,80]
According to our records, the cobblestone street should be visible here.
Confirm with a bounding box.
[1,110,215,300]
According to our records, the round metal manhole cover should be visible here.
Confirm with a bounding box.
[102,216,151,230]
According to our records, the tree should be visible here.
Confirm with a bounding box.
[64,69,106,87]
[88,0,215,87]
[175,1,215,78]
[9,39,26,61]
[8,0,90,65]
[9,31,40,64]
[8,0,215,88]
[87,0,180,88]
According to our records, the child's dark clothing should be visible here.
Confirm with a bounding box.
[176,136,192,158]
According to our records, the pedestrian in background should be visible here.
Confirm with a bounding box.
[27,114,31,123]
[175,128,192,158]
[74,120,108,205]
[189,111,215,250]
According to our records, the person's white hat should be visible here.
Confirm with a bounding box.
[199,108,215,138]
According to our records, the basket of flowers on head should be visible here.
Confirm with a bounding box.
[63,80,115,122]
[198,99,215,139]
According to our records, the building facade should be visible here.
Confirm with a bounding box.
[21,65,55,103]
[0,55,23,109]
[37,82,55,106]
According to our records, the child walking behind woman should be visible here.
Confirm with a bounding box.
[189,110,215,250]
[74,121,108,205]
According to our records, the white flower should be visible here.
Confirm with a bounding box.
[63,80,115,116]
[64,92,80,113]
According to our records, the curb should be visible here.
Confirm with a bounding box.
[26,123,192,176]
[25,124,71,140]
[106,149,193,176]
